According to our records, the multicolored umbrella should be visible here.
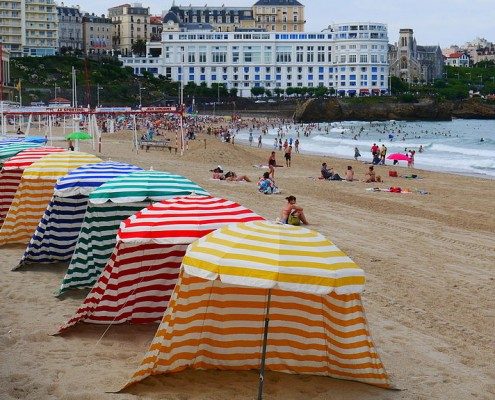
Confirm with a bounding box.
[125,222,390,394]
[0,142,44,162]
[58,171,209,295]
[0,147,65,228]
[0,151,101,246]
[19,162,143,266]
[58,196,264,331]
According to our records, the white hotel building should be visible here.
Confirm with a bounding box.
[120,22,389,97]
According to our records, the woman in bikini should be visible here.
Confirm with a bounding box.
[268,151,276,180]
[280,196,309,225]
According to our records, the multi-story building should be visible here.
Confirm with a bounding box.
[389,29,443,83]
[444,52,470,67]
[1,46,13,100]
[149,15,162,41]
[167,3,255,33]
[82,13,113,54]
[108,3,150,56]
[0,1,23,57]
[57,4,83,51]
[0,0,58,57]
[23,0,58,56]
[252,0,305,32]
[120,22,389,98]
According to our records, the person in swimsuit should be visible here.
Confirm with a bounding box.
[284,145,292,167]
[280,195,309,225]
[268,151,276,179]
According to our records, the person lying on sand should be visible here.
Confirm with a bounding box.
[224,171,251,182]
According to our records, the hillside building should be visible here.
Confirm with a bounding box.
[108,3,150,56]
[82,13,113,54]
[57,5,83,51]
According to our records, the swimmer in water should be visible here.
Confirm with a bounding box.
[480,138,485,142]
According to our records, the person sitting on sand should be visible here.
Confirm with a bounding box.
[280,195,309,225]
[364,166,382,183]
[345,165,355,181]
[321,162,343,181]
[224,171,251,182]
[258,172,278,194]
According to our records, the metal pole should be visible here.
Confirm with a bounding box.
[257,289,272,400]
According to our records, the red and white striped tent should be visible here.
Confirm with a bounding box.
[58,196,264,332]
[0,147,66,228]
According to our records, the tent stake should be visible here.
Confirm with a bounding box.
[257,288,272,400]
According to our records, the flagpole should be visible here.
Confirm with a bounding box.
[18,79,22,106]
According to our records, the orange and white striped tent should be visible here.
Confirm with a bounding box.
[0,147,65,228]
[58,196,264,332]
[0,151,101,245]
[125,221,391,392]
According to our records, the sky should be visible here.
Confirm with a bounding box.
[81,0,495,47]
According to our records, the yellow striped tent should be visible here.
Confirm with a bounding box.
[125,221,391,394]
[0,152,101,245]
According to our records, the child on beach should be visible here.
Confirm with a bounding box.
[364,166,382,183]
[345,166,355,181]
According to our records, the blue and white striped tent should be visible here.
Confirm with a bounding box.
[18,161,143,266]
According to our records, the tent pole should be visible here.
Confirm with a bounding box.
[257,288,272,400]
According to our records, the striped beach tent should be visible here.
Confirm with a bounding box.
[0,142,44,163]
[0,147,65,228]
[57,196,264,332]
[18,162,143,266]
[0,152,101,246]
[58,171,209,295]
[124,221,390,394]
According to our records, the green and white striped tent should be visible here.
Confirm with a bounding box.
[58,170,209,295]
[0,142,44,163]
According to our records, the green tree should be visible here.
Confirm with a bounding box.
[131,39,147,56]
[250,86,265,97]
[274,88,284,97]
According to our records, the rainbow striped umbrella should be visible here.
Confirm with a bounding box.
[0,147,65,228]
[58,196,264,331]
[58,171,209,295]
[0,151,101,245]
[126,222,390,395]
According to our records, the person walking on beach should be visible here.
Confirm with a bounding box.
[273,138,278,150]
[295,138,300,153]
[380,144,387,165]
[371,143,379,157]
[249,131,253,146]
[268,151,277,180]
[258,135,262,148]
[284,145,292,167]
[354,146,361,161]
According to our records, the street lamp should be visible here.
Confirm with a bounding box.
[138,83,146,109]
[96,84,103,107]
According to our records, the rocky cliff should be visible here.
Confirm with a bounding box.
[293,98,495,122]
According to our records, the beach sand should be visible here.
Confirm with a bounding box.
[1,130,494,400]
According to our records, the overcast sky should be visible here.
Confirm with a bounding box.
[82,0,495,47]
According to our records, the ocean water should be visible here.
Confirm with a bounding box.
[237,119,495,178]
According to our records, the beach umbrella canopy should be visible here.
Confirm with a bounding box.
[18,162,143,266]
[0,147,66,228]
[54,161,143,197]
[23,136,47,144]
[58,171,209,295]
[0,137,24,147]
[0,151,101,245]
[0,142,44,162]
[57,196,264,331]
[89,170,209,204]
[125,222,390,394]
[66,131,92,140]
[387,153,410,161]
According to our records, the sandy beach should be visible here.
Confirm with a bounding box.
[1,129,494,400]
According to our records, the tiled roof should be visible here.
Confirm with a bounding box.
[254,0,303,6]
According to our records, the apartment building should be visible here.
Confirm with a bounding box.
[82,13,113,54]
[108,2,149,56]
[121,22,389,97]
[57,4,83,51]
[1,45,12,100]
[252,0,305,32]
[0,0,58,57]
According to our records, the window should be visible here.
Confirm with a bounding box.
[188,47,195,63]
[360,54,368,63]
[340,55,346,63]
[296,46,303,62]
[317,46,325,62]
[371,54,378,63]
[212,46,227,63]
[306,46,314,63]
[349,54,357,63]
[276,45,292,63]
[199,46,207,63]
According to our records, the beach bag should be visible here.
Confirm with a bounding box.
[287,213,301,226]
[389,170,398,177]
[389,186,402,193]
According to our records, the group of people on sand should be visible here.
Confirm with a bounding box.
[211,166,251,182]
[319,163,381,183]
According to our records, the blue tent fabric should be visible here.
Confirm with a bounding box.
[18,161,143,266]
